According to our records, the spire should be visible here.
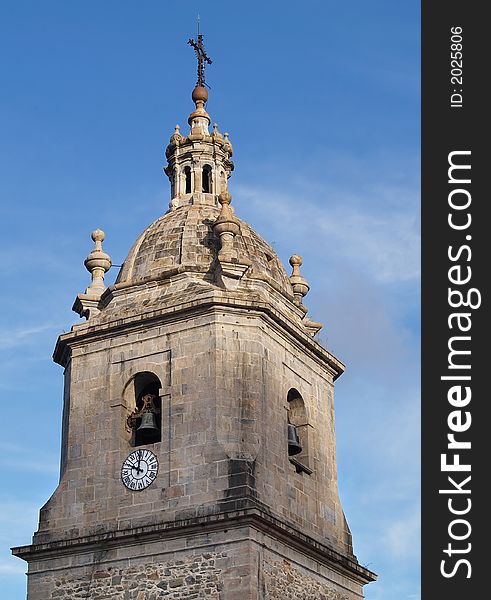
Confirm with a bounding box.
[163,33,234,210]
[187,29,212,133]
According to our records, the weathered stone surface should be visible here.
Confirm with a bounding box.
[26,532,367,600]
[31,309,348,552]
[47,552,223,599]
[12,79,376,599]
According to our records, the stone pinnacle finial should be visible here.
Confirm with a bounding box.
[289,255,310,306]
[212,193,250,287]
[222,132,233,154]
[212,122,222,140]
[84,229,112,295]
[213,192,240,257]
[218,191,232,206]
[170,124,183,144]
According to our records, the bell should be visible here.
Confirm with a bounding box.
[287,423,302,456]
[137,411,159,436]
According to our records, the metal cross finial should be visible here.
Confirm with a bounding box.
[188,23,212,88]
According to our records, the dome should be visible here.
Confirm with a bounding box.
[72,83,320,336]
[116,203,294,298]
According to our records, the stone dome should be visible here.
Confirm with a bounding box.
[116,203,294,297]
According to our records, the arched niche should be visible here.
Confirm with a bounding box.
[124,372,162,447]
[287,388,312,474]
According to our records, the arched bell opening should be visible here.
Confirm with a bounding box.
[126,372,162,447]
[169,168,176,199]
[287,388,312,473]
[202,164,212,193]
[184,166,192,194]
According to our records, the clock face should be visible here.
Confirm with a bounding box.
[121,449,159,491]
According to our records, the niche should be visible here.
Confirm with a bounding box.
[287,388,312,474]
[126,372,162,447]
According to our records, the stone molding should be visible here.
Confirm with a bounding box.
[53,294,345,379]
[12,506,376,586]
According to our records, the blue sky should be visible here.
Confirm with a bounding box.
[0,1,420,598]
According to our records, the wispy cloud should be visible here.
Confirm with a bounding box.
[383,508,420,560]
[0,323,61,351]
[236,183,420,284]
[0,442,59,475]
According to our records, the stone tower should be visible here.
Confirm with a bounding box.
[12,44,376,600]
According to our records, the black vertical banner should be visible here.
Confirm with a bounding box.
[422,3,488,599]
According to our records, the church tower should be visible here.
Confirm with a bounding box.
[12,34,376,600]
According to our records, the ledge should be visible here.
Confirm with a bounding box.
[53,290,345,380]
[12,504,376,585]
[289,457,314,475]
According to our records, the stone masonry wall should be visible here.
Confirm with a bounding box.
[50,551,224,600]
[49,554,354,600]
[262,558,351,600]
[37,307,348,556]
[25,528,366,600]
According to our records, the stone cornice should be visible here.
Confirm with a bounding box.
[12,506,375,585]
[53,290,345,380]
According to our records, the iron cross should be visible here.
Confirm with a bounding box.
[188,32,212,88]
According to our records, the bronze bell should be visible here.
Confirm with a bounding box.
[287,423,302,456]
[137,411,159,436]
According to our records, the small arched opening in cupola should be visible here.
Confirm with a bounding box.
[202,164,212,193]
[184,166,192,194]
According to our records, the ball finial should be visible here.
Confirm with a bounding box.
[192,85,208,104]
[289,255,309,306]
[218,191,232,206]
[91,229,105,243]
[84,229,111,296]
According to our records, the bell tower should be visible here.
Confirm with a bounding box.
[12,35,375,600]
